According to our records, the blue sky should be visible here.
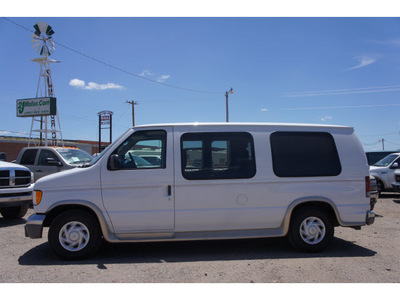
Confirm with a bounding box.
[2,10,400,151]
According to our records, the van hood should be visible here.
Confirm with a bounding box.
[34,165,100,191]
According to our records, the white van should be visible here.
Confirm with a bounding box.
[25,123,375,259]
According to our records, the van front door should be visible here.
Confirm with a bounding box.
[101,128,174,234]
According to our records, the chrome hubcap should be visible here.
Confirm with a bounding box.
[299,217,325,244]
[59,221,90,252]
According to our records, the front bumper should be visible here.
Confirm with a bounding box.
[392,182,400,192]
[0,186,33,207]
[24,214,45,239]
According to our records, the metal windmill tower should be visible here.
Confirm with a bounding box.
[29,22,63,146]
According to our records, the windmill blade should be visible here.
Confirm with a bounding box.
[47,40,56,52]
[31,39,41,46]
[33,23,41,36]
[31,33,40,40]
[36,22,49,35]
[39,45,46,56]
[46,25,54,36]
[32,42,41,52]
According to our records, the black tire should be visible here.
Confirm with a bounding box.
[48,209,102,260]
[376,180,383,197]
[287,207,334,252]
[0,204,28,219]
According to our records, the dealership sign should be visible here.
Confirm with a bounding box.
[98,110,113,125]
[16,97,57,117]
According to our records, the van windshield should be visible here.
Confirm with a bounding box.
[373,154,398,167]
[56,148,93,165]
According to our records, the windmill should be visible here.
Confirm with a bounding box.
[28,22,63,147]
[31,22,55,56]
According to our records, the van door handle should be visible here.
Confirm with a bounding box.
[167,185,172,196]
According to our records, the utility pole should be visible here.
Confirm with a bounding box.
[126,100,139,127]
[382,138,385,151]
[225,88,234,122]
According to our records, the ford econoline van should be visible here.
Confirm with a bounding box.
[25,123,375,259]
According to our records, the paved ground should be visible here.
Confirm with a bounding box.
[0,193,399,283]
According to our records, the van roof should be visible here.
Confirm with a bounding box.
[134,122,353,130]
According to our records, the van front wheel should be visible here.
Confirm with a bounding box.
[48,210,102,260]
[288,208,334,252]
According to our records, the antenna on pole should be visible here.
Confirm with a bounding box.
[28,22,63,147]
[126,100,139,127]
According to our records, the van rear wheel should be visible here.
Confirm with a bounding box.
[288,207,334,252]
[48,209,102,260]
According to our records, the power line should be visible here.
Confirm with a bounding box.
[2,17,223,95]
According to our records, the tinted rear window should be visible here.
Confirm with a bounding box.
[270,131,341,177]
[20,149,38,165]
[181,132,256,180]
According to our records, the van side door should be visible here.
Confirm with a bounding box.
[175,131,269,231]
[101,128,174,234]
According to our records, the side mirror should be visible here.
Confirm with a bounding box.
[46,158,62,166]
[390,162,399,169]
[108,154,121,170]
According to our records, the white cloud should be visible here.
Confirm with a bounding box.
[0,130,27,136]
[69,78,124,90]
[139,70,154,76]
[157,75,170,82]
[69,78,85,88]
[372,39,400,47]
[320,116,333,121]
[260,108,268,111]
[347,56,376,71]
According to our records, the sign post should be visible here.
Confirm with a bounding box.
[98,111,113,153]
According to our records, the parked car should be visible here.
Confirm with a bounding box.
[369,152,400,194]
[25,123,375,259]
[365,151,398,165]
[0,161,33,219]
[15,147,93,182]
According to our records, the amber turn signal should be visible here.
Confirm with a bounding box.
[34,190,43,206]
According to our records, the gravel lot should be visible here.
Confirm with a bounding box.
[0,194,399,283]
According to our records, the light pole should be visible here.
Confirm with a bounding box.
[225,88,234,122]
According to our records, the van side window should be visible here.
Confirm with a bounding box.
[20,149,38,165]
[181,132,256,180]
[270,131,341,177]
[114,130,166,169]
